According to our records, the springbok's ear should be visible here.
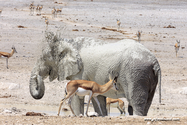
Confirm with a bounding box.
[113,72,119,82]
[109,71,114,80]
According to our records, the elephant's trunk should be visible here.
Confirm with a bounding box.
[29,74,45,99]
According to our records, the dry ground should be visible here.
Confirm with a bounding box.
[0,0,187,124]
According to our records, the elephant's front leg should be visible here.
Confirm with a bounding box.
[71,95,85,116]
[91,95,107,116]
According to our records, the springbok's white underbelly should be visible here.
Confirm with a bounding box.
[75,87,91,96]
[0,56,6,58]
[75,87,99,97]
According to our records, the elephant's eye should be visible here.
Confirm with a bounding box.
[59,52,66,60]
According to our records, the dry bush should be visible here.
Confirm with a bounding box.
[163,25,176,28]
[17,25,25,28]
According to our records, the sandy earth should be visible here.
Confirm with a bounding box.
[0,0,187,124]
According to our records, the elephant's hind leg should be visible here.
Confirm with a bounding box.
[71,95,85,116]
[128,88,148,116]
[93,96,104,116]
[68,96,76,116]
[144,88,156,116]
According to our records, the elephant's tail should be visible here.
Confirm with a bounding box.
[153,62,161,104]
[158,68,161,104]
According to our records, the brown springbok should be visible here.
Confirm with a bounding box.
[45,17,49,30]
[29,2,35,15]
[174,40,180,57]
[0,46,17,69]
[58,72,119,117]
[137,30,142,43]
[116,19,121,31]
[52,8,57,18]
[38,5,43,15]
[0,10,2,15]
[106,97,125,115]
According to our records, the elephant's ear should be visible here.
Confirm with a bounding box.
[58,42,83,81]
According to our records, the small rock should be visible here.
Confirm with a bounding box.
[88,112,99,117]
[26,112,43,116]
[147,121,151,125]
[62,108,68,111]
[79,114,84,118]
[3,109,12,113]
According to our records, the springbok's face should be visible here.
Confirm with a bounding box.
[12,46,17,53]
[111,77,118,91]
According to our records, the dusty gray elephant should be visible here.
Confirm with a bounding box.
[29,32,161,116]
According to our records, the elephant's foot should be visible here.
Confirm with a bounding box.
[71,95,84,116]
[128,105,133,115]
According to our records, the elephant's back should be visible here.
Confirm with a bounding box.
[119,39,157,64]
[80,39,156,62]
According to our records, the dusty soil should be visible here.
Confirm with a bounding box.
[0,0,187,124]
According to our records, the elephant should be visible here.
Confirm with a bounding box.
[29,32,161,116]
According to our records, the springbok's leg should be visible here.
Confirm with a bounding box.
[6,58,8,69]
[117,106,123,114]
[118,102,124,114]
[106,104,110,116]
[93,97,103,116]
[85,91,93,117]
[58,98,66,116]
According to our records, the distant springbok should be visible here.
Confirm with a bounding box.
[0,10,2,16]
[116,19,121,31]
[56,8,62,17]
[106,98,125,115]
[38,5,43,15]
[58,72,119,117]
[0,46,17,69]
[29,2,35,15]
[174,40,180,57]
[35,5,39,14]
[52,8,57,18]
[36,5,42,15]
[45,17,49,30]
[137,30,142,42]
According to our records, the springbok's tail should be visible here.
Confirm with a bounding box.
[64,88,67,98]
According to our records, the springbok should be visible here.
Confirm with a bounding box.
[36,5,42,15]
[35,5,39,14]
[106,98,125,115]
[0,46,17,69]
[137,30,142,43]
[38,5,43,15]
[116,19,121,31]
[45,17,49,30]
[56,8,62,17]
[52,8,57,18]
[29,2,35,15]
[57,72,119,117]
[0,10,2,15]
[174,40,180,57]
